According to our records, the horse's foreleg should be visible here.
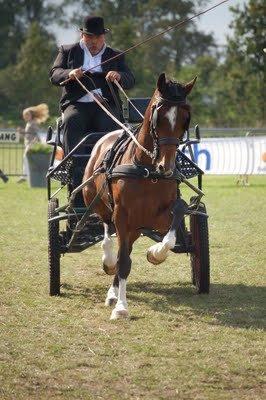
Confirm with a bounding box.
[102,223,117,276]
[147,198,188,265]
[147,229,176,265]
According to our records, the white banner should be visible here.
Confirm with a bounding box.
[187,136,266,175]
[0,130,19,143]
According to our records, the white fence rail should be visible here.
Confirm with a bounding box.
[1,128,266,175]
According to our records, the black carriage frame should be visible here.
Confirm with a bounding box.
[46,98,210,296]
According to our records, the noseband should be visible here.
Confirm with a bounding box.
[150,96,190,162]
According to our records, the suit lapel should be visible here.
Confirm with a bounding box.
[73,43,84,68]
[102,47,113,72]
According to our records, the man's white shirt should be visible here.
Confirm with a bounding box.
[77,40,106,103]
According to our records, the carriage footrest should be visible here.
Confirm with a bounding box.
[67,234,104,252]
[65,214,110,252]
[171,244,194,254]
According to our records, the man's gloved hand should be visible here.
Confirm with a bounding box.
[68,67,84,80]
[106,71,121,82]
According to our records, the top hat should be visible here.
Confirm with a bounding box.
[79,16,110,35]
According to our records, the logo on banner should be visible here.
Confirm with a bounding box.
[0,131,19,143]
[193,143,211,170]
[184,144,211,171]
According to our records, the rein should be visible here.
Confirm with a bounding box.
[74,76,154,159]
[74,75,188,166]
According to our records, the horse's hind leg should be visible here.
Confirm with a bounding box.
[102,222,119,307]
[110,240,130,320]
[102,223,117,276]
[105,274,119,307]
[110,228,140,320]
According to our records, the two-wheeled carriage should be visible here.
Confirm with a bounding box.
[46,95,210,299]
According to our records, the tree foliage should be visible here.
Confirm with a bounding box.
[219,0,266,126]
[65,0,216,95]
[0,0,265,127]
[0,23,59,124]
[175,0,265,127]
[0,0,63,69]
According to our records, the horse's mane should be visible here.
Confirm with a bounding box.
[145,76,191,124]
[155,78,188,105]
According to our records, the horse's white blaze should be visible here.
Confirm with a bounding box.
[110,279,128,320]
[165,106,177,131]
[105,284,118,306]
[101,224,117,267]
[147,229,176,263]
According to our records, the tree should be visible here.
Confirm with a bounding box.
[0,23,59,124]
[220,0,266,126]
[63,0,216,95]
[176,55,221,127]
[0,0,64,69]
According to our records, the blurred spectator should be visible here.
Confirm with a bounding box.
[17,103,49,183]
[0,169,8,183]
[236,131,253,187]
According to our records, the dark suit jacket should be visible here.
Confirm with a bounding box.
[49,43,135,111]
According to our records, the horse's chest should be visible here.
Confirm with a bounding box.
[113,178,176,226]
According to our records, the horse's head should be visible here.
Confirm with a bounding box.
[147,73,197,176]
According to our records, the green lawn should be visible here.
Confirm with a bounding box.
[0,176,265,399]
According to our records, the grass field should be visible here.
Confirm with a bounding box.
[0,176,265,399]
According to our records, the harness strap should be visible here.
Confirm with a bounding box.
[106,80,124,121]
[102,130,134,172]
[107,164,182,182]
[114,79,144,119]
[158,137,180,145]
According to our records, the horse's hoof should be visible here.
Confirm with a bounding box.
[110,308,129,320]
[146,250,164,265]
[103,264,117,275]
[105,297,117,307]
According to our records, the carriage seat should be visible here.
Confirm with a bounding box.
[71,131,109,179]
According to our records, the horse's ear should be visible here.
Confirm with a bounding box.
[184,76,197,95]
[157,73,166,92]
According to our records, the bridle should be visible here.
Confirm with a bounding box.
[149,96,190,163]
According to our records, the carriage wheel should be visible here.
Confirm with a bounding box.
[190,199,210,294]
[48,198,61,296]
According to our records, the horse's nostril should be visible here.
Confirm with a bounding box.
[158,165,165,173]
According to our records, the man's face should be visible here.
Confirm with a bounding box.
[82,33,105,55]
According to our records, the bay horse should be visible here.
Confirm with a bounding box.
[82,73,196,319]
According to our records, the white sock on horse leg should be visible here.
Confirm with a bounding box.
[105,284,118,306]
[147,229,176,264]
[101,224,117,267]
[110,279,128,319]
